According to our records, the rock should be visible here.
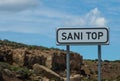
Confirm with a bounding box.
[3,69,14,77]
[0,71,4,81]
[31,75,42,81]
[70,53,83,71]
[0,49,13,64]
[51,52,83,74]
[52,53,66,71]
[0,69,22,81]
[70,74,81,81]
[42,77,49,81]
[24,53,47,68]
[12,49,25,66]
[63,74,81,81]
[33,63,64,81]
[46,55,52,69]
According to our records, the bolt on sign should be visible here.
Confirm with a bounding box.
[56,28,109,45]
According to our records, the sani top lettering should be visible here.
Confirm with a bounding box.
[56,28,109,45]
[62,32,103,40]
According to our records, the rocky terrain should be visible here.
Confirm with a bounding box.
[82,60,120,81]
[0,39,120,81]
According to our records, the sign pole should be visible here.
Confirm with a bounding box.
[98,45,101,81]
[66,45,70,81]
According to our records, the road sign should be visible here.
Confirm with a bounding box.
[56,28,109,45]
[56,27,109,81]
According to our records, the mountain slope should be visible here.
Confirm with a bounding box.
[0,39,120,81]
[0,39,82,81]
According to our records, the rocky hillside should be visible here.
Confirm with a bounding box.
[81,60,120,81]
[0,39,120,81]
[0,39,83,81]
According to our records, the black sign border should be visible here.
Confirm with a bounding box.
[56,27,109,45]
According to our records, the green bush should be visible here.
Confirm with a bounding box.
[0,62,10,69]
[10,66,33,79]
[117,75,120,80]
[16,68,29,78]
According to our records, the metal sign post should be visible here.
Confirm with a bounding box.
[66,45,70,81]
[98,45,101,81]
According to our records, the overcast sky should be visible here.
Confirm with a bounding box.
[0,0,120,60]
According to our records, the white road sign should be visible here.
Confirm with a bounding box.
[56,28,109,45]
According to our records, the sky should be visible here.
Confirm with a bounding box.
[0,0,120,60]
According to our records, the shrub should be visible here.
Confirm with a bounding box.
[117,75,120,80]
[10,66,33,79]
[0,62,10,69]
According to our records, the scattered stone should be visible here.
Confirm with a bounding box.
[33,63,64,81]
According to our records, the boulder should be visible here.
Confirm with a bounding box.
[51,52,83,73]
[12,49,25,66]
[0,69,22,81]
[70,53,83,71]
[24,53,47,68]
[63,74,81,81]
[52,52,66,71]
[3,69,14,77]
[33,63,64,81]
[0,49,13,64]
